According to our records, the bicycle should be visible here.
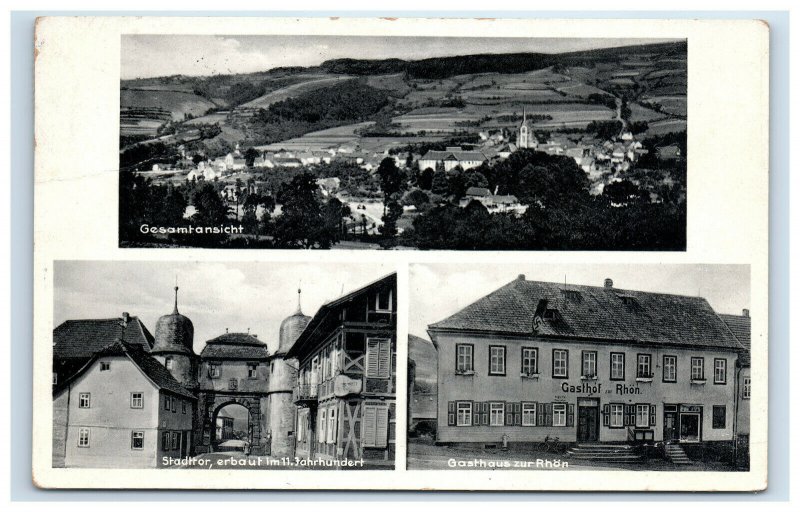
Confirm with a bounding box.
[536,435,567,454]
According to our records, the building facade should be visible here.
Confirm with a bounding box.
[721,311,751,469]
[428,275,747,460]
[288,273,397,468]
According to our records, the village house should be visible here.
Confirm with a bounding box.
[720,310,751,470]
[428,275,748,465]
[418,147,488,172]
[287,273,397,468]
[460,187,528,215]
[53,340,195,468]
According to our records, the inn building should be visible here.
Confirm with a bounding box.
[428,275,748,460]
[287,273,397,468]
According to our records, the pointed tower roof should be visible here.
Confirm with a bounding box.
[152,282,195,356]
[277,288,311,356]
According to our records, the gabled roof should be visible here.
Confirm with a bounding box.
[465,187,492,197]
[719,314,751,366]
[286,273,397,359]
[429,276,744,351]
[54,317,154,360]
[421,149,488,162]
[201,332,270,360]
[54,340,195,399]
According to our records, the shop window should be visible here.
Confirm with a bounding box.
[552,349,568,378]
[489,346,506,376]
[610,352,625,380]
[456,344,474,374]
[712,406,727,429]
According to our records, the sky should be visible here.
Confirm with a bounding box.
[409,264,750,339]
[54,261,394,355]
[121,35,679,80]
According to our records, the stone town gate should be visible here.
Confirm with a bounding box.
[195,391,270,456]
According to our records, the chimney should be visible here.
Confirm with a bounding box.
[122,312,130,323]
[604,278,613,289]
[517,274,526,281]
[742,309,750,318]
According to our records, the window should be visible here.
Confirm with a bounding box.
[171,432,179,450]
[366,338,391,379]
[637,354,652,378]
[553,404,567,427]
[164,396,171,411]
[209,363,221,378]
[181,401,187,414]
[456,344,474,374]
[53,373,57,385]
[743,377,751,399]
[521,348,538,376]
[247,363,258,379]
[691,357,705,380]
[326,406,337,444]
[161,432,170,451]
[78,393,91,409]
[635,405,650,428]
[581,351,597,378]
[714,358,727,384]
[362,405,389,448]
[100,362,110,371]
[712,406,726,429]
[489,346,506,376]
[228,378,238,391]
[663,355,677,382]
[489,402,505,426]
[296,413,305,443]
[130,392,143,409]
[564,290,582,302]
[552,349,568,378]
[165,357,173,370]
[610,352,625,380]
[78,428,90,447]
[131,431,144,450]
[375,288,393,312]
[522,402,537,426]
[318,408,327,444]
[456,401,472,427]
[609,404,624,428]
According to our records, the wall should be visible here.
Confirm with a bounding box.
[198,359,268,394]
[63,356,160,468]
[434,332,738,444]
[52,388,69,467]
[155,391,194,465]
[267,391,296,457]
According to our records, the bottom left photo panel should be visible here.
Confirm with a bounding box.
[49,260,397,470]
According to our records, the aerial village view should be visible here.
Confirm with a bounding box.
[119,36,687,250]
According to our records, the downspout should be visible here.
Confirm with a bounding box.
[732,359,740,466]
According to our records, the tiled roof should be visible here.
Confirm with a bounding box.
[53,317,154,360]
[201,333,269,360]
[55,341,195,399]
[421,150,488,162]
[429,277,744,350]
[719,314,751,366]
[466,187,492,197]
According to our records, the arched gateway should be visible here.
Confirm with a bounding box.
[194,332,271,455]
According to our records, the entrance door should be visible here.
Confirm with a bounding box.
[577,400,600,442]
[679,413,701,442]
[663,406,678,442]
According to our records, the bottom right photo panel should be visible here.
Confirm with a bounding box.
[408,263,751,472]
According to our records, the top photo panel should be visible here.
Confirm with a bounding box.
[119,35,687,250]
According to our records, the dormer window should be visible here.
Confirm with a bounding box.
[617,295,640,309]
[543,309,559,320]
[563,290,582,302]
[165,357,173,370]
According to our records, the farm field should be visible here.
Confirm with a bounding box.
[120,88,218,120]
[240,75,352,109]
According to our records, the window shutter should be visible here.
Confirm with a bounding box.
[649,404,656,427]
[447,401,455,426]
[513,402,522,426]
[537,402,545,427]
[362,406,377,447]
[375,406,389,448]
[602,404,610,427]
[482,402,489,425]
[378,340,391,378]
[366,339,380,377]
[505,402,514,426]
[545,403,553,427]
[473,401,480,426]
[567,404,575,427]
